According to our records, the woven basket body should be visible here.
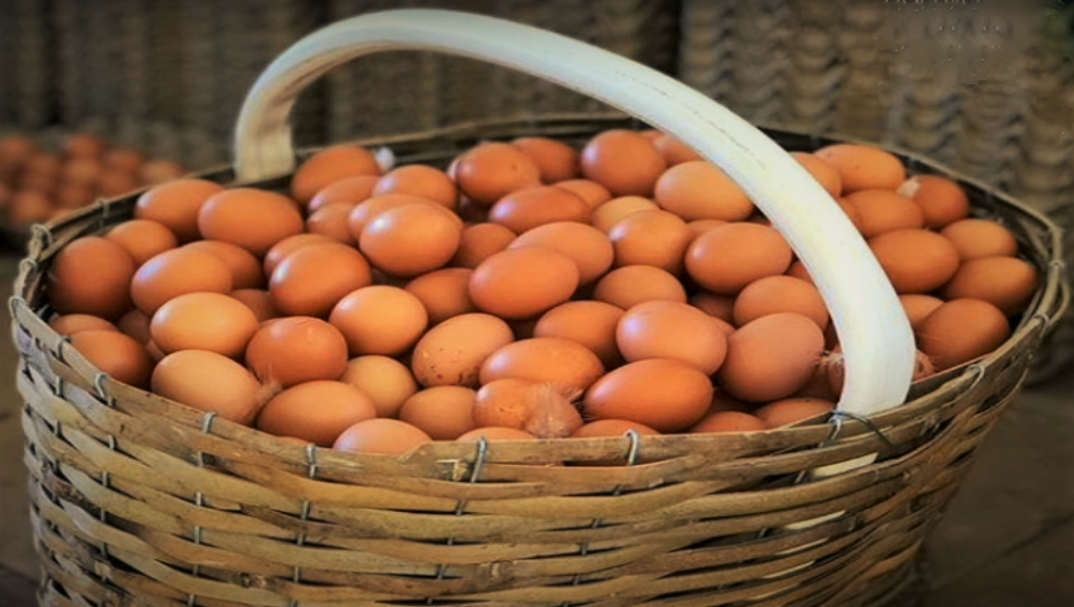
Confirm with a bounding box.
[13,115,1066,607]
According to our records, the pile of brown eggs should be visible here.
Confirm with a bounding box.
[42,128,1038,455]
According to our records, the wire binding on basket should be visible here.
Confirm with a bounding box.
[186,411,218,607]
[287,444,318,607]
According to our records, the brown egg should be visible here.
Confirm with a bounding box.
[98,169,139,197]
[0,134,36,169]
[689,411,768,433]
[18,169,57,195]
[584,359,712,432]
[405,268,477,324]
[246,316,349,387]
[719,313,825,402]
[347,193,442,239]
[733,275,829,330]
[398,386,477,440]
[134,179,225,242]
[291,145,381,205]
[104,219,178,266]
[453,142,542,207]
[897,174,969,229]
[791,152,842,198]
[340,355,419,418]
[480,337,605,394]
[608,209,693,274]
[942,257,1039,316]
[654,160,754,221]
[61,158,103,187]
[270,243,372,317]
[54,183,95,209]
[841,190,925,238]
[410,313,514,387]
[333,418,432,455]
[472,379,582,438]
[453,223,516,268]
[48,236,136,319]
[508,221,614,284]
[535,301,624,368]
[653,134,703,166]
[49,314,118,336]
[869,229,961,294]
[263,233,336,276]
[22,152,60,178]
[329,286,428,356]
[469,247,579,319]
[554,179,613,210]
[512,137,580,183]
[152,350,267,424]
[917,299,1011,370]
[257,381,377,447]
[590,196,660,232]
[488,185,589,233]
[102,148,144,174]
[940,219,1019,261]
[686,223,793,295]
[594,265,687,309]
[181,240,264,290]
[116,308,152,344]
[581,130,667,197]
[372,164,457,209]
[308,175,380,213]
[306,204,357,245]
[140,160,186,185]
[617,301,728,374]
[755,398,835,428]
[230,289,279,323]
[63,133,106,159]
[67,330,152,389]
[786,261,814,284]
[899,294,944,331]
[814,144,906,193]
[198,188,304,257]
[690,291,736,323]
[130,247,233,315]
[686,219,729,237]
[150,292,259,358]
[571,419,660,438]
[457,427,537,442]
[359,203,462,277]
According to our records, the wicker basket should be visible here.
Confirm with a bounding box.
[13,10,1069,607]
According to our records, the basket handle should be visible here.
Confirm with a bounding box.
[232,9,915,417]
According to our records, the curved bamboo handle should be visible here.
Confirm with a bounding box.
[232,9,916,417]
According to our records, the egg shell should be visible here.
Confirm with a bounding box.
[62,158,103,187]
[689,292,736,324]
[49,314,118,336]
[398,386,477,440]
[512,137,580,183]
[0,135,36,167]
[263,234,337,276]
[405,268,477,324]
[508,222,614,285]
[308,175,380,213]
[307,203,359,245]
[453,223,517,268]
[105,219,178,266]
[584,358,713,433]
[230,289,279,323]
[410,313,515,387]
[590,196,660,232]
[488,186,590,234]
[940,218,1020,261]
[134,179,225,242]
[453,142,542,207]
[754,398,835,428]
[580,130,667,197]
[814,144,906,193]
[607,209,693,275]
[102,148,145,174]
[594,265,687,310]
[9,191,53,224]
[653,134,703,166]
[942,256,1039,316]
[373,164,457,210]
[329,286,428,356]
[480,337,605,394]
[686,219,729,237]
[554,179,612,210]
[897,174,970,229]
[198,188,304,257]
[654,160,754,221]
[868,229,961,294]
[48,236,136,320]
[785,261,814,284]
[473,378,545,429]
[790,152,842,198]
[457,427,537,442]
[359,203,463,277]
[685,223,793,295]
[333,418,433,455]
[69,330,153,389]
[899,294,944,332]
[245,316,349,387]
[150,292,259,358]
[183,240,265,290]
[63,133,106,159]
[718,313,825,402]
[732,275,829,330]
[347,193,442,238]
[794,355,841,401]
[291,145,381,205]
[140,160,186,185]
[270,243,373,318]
[98,168,139,197]
[572,419,660,438]
[689,411,768,434]
[534,300,624,368]
[841,190,925,238]
[917,299,1011,371]
[469,247,579,320]
[341,355,419,419]
[617,301,728,375]
[257,381,377,447]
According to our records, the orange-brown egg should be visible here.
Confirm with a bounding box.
[0,134,36,169]
[263,233,337,276]
[869,229,961,294]
[347,193,442,239]
[686,219,729,237]
[307,203,358,245]
[590,196,660,232]
[942,256,1039,316]
[329,286,428,356]
[469,247,579,319]
[183,240,264,290]
[685,223,793,295]
[453,142,542,207]
[48,236,136,319]
[308,175,380,213]
[410,313,514,387]
[245,316,349,387]
[405,268,477,324]
[897,174,969,229]
[359,202,462,277]
[49,314,118,336]
[940,218,1019,261]
[257,381,377,447]
[102,148,144,174]
[554,179,612,210]
[617,300,728,374]
[480,337,605,394]
[63,133,106,159]
[580,130,667,197]
[457,427,537,442]
[150,292,259,358]
[488,185,589,233]
[653,134,703,166]
[654,160,754,221]
[291,145,381,205]
[899,294,944,331]
[105,219,178,266]
[398,386,477,440]
[508,222,613,284]
[372,164,457,210]
[584,359,712,432]
[814,144,906,193]
[841,190,925,238]
[535,301,624,368]
[732,275,829,330]
[61,158,103,187]
[689,291,736,324]
[917,299,1010,370]
[140,160,186,185]
[593,265,687,309]
[114,308,150,344]
[198,188,304,257]
[572,419,660,438]
[270,243,372,317]
[97,168,139,197]
[340,355,419,418]
[153,350,267,424]
[791,152,842,198]
[786,261,814,284]
[134,178,223,242]
[333,418,432,455]
[718,313,825,402]
[130,247,234,315]
[54,183,95,209]
[512,137,580,183]
[69,330,153,389]
[689,411,768,433]
[230,289,279,323]
[452,223,516,268]
[755,398,835,428]
[608,209,693,274]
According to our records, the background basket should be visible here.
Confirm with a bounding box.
[12,110,1067,607]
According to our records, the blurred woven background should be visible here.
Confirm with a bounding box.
[1,0,1071,377]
